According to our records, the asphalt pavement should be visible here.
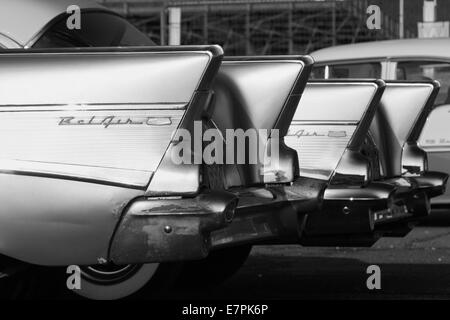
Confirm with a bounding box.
[175,209,450,300]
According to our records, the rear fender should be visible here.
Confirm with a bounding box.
[210,56,314,187]
[285,80,386,183]
[370,80,439,177]
[0,46,223,265]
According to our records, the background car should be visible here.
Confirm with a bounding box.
[310,38,450,209]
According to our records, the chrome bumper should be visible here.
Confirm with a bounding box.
[299,180,433,246]
[109,181,323,264]
[406,171,449,198]
[302,182,396,236]
[108,173,447,263]
[211,179,324,249]
[109,190,238,264]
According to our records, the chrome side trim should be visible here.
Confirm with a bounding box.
[0,160,152,189]
[0,108,184,187]
[290,120,359,126]
[0,103,187,112]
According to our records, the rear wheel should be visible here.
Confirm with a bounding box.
[74,263,159,300]
[1,262,181,300]
[69,262,183,300]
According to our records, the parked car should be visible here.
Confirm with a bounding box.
[0,0,446,300]
[310,38,450,208]
[285,80,447,246]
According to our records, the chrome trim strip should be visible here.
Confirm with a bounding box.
[0,159,153,188]
[0,108,184,187]
[0,103,187,111]
[420,147,450,153]
[290,120,359,126]
[0,170,147,190]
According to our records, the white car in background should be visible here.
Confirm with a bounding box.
[310,38,450,208]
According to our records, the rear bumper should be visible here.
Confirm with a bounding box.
[302,182,397,236]
[406,171,449,198]
[108,173,447,263]
[300,181,431,246]
[109,180,324,264]
[212,177,438,249]
[210,179,324,249]
[109,190,238,264]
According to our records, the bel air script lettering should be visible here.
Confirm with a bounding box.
[287,129,325,138]
[59,116,173,128]
[287,128,347,138]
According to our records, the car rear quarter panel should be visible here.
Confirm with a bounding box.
[0,47,222,265]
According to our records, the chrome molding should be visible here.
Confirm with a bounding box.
[0,108,183,187]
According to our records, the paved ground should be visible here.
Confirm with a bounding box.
[175,209,450,300]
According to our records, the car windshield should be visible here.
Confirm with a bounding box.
[396,60,450,105]
[33,11,155,48]
[311,62,381,79]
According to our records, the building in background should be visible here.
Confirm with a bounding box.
[418,0,449,38]
[98,0,448,54]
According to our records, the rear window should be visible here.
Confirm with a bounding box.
[33,11,155,48]
[311,62,381,79]
[396,60,450,105]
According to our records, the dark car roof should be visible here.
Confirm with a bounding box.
[0,0,104,47]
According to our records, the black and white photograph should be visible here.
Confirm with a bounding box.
[1,0,450,309]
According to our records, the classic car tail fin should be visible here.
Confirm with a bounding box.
[300,80,447,242]
[369,81,439,178]
[0,46,230,265]
[0,46,222,192]
[285,80,385,183]
[112,56,318,262]
[0,46,225,265]
[209,55,314,188]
